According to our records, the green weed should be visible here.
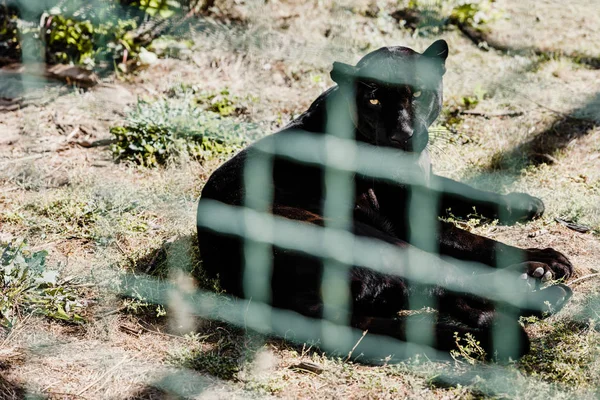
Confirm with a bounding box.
[450,332,488,365]
[194,88,253,117]
[111,95,262,167]
[44,14,141,70]
[0,5,20,62]
[0,241,86,327]
[520,320,600,388]
[398,0,502,34]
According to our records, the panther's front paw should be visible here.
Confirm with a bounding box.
[501,192,545,224]
[524,248,574,281]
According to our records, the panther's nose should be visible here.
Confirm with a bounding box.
[390,133,413,151]
[390,131,413,143]
[390,128,413,146]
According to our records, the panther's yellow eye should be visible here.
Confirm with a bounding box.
[413,91,422,98]
[369,99,380,105]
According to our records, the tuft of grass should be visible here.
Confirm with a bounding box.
[171,329,264,381]
[0,241,86,327]
[18,187,151,242]
[520,319,600,388]
[110,94,262,167]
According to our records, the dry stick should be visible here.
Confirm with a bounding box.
[567,273,600,287]
[0,154,43,166]
[460,110,524,118]
[76,357,128,396]
[345,330,368,362]
[41,380,62,393]
[136,321,184,340]
[97,305,128,319]
[1,313,33,347]
[45,392,87,399]
[498,83,595,122]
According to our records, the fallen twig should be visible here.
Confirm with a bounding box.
[0,154,43,166]
[1,313,33,347]
[290,361,324,375]
[45,392,87,399]
[97,305,128,319]
[76,138,116,148]
[345,329,368,362]
[554,217,591,233]
[76,357,127,396]
[567,273,600,287]
[460,110,524,118]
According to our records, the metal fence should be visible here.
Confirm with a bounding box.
[1,0,599,398]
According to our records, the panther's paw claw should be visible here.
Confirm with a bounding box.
[525,248,574,281]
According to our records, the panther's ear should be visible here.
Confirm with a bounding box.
[423,39,448,75]
[423,39,449,61]
[330,62,358,85]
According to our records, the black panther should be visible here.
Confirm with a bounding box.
[197,40,573,360]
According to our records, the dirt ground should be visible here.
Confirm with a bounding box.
[0,0,599,398]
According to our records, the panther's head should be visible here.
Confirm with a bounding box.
[330,40,448,153]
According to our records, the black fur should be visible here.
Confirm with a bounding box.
[197,40,573,360]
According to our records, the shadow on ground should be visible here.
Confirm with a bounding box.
[119,234,274,386]
[486,92,600,173]
[0,354,30,399]
[454,23,600,70]
[390,7,600,70]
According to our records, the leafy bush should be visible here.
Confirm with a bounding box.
[168,85,256,117]
[195,88,248,117]
[44,14,139,70]
[0,241,86,327]
[0,5,20,63]
[7,0,186,72]
[397,0,502,34]
[122,0,182,18]
[111,95,262,166]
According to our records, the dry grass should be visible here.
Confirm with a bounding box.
[1,0,599,398]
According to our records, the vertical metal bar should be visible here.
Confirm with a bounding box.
[242,140,275,324]
[321,85,356,351]
[405,173,439,355]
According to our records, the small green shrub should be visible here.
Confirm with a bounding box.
[111,95,262,166]
[449,1,496,27]
[399,0,502,34]
[0,5,20,62]
[195,88,248,117]
[44,14,140,70]
[122,0,182,18]
[168,85,256,117]
[0,241,86,327]
[450,332,487,364]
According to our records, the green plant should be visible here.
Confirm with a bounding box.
[123,0,182,18]
[0,5,20,62]
[403,0,501,33]
[168,85,256,117]
[0,241,86,327]
[111,96,262,167]
[449,1,495,27]
[194,88,250,117]
[450,332,488,364]
[44,14,140,70]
